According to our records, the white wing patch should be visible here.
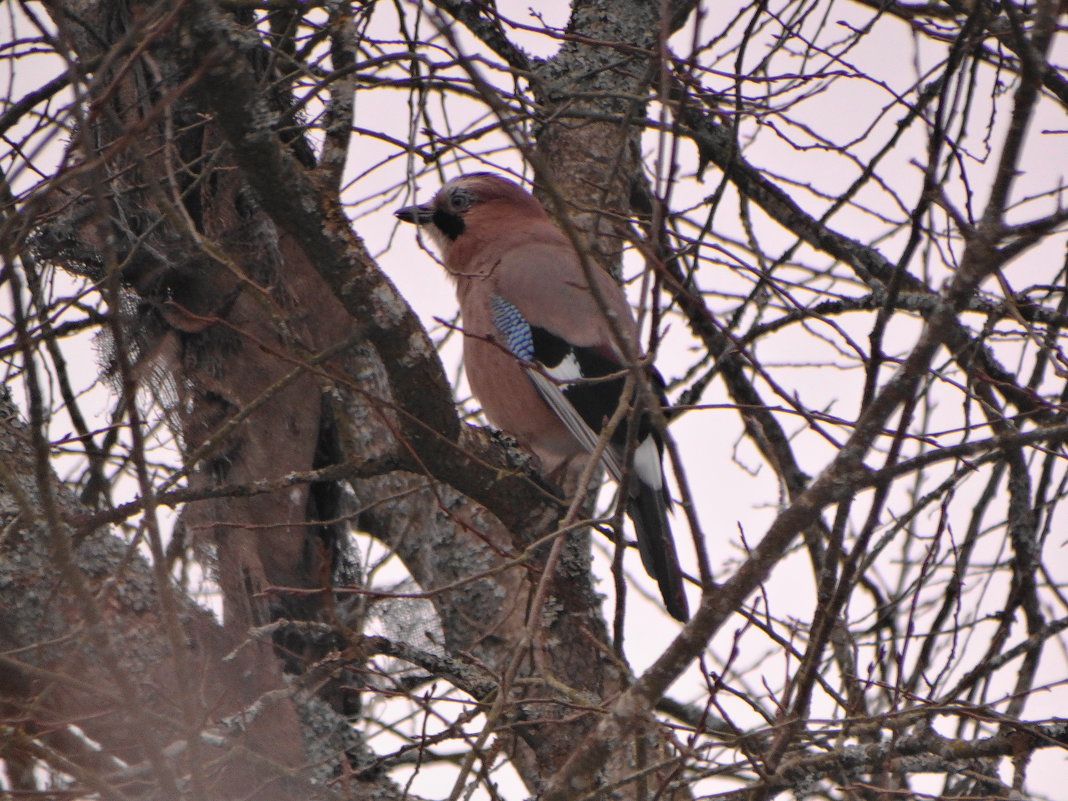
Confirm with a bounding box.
[543,353,583,383]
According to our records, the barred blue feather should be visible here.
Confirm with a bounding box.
[490,295,534,362]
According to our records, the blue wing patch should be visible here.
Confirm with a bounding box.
[490,295,534,361]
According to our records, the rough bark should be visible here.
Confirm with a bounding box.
[0,387,312,799]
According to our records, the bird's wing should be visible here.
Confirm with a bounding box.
[490,293,624,482]
[528,371,624,483]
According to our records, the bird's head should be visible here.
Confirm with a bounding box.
[395,173,547,255]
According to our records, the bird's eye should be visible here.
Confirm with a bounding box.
[449,187,474,212]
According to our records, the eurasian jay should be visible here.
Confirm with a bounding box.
[396,173,689,621]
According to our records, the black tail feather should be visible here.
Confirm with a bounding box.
[627,478,689,621]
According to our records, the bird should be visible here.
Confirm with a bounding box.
[395,173,689,621]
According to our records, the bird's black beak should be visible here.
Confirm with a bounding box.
[395,202,435,224]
